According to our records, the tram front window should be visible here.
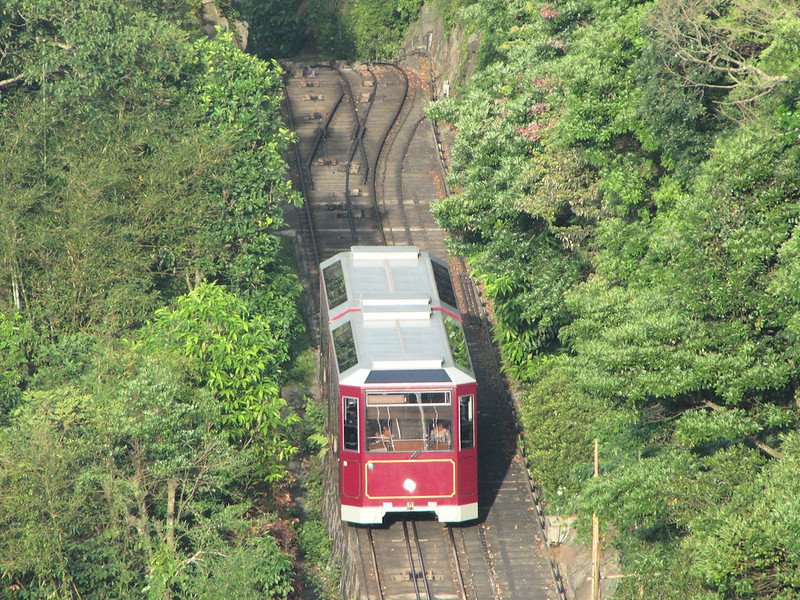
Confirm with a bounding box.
[365,391,452,452]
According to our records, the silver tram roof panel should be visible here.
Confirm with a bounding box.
[320,246,474,384]
[320,245,459,315]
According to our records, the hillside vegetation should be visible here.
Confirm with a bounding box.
[241,0,424,60]
[429,0,800,597]
[0,1,318,597]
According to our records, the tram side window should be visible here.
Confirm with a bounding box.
[432,260,457,308]
[332,322,358,373]
[343,397,359,451]
[323,261,348,308]
[459,395,474,449]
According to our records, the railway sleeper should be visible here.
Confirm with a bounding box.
[335,210,366,218]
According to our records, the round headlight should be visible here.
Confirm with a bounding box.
[403,478,417,493]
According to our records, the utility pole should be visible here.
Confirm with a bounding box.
[591,439,601,600]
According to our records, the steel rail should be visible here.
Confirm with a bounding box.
[305,69,344,191]
[411,521,433,600]
[366,528,385,600]
[306,94,344,191]
[369,62,409,245]
[402,520,423,600]
[330,65,360,245]
[332,63,371,182]
[378,64,418,245]
[283,75,320,267]
[396,114,429,247]
[357,65,379,184]
[477,524,503,600]
[447,526,470,600]
[354,68,375,183]
[330,63,387,246]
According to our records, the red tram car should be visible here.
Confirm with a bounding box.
[320,247,478,524]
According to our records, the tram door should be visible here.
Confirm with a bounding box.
[457,393,478,497]
[341,396,361,498]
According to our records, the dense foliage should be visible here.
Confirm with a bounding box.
[311,0,425,59]
[0,357,294,598]
[0,3,301,335]
[0,0,310,596]
[241,0,428,60]
[238,0,306,58]
[432,0,800,597]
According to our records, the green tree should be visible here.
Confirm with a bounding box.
[434,0,800,596]
[0,1,307,597]
[190,34,304,326]
[686,432,800,597]
[0,357,294,598]
[343,0,423,59]
[0,4,301,339]
[0,388,105,597]
[139,283,298,480]
[0,312,35,418]
[302,0,422,59]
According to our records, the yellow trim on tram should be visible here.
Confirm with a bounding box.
[364,459,456,499]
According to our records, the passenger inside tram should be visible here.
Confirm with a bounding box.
[369,424,394,451]
[428,421,452,449]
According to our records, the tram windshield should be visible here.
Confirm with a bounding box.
[365,391,453,452]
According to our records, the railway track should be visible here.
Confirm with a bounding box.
[283,58,565,599]
[357,520,471,600]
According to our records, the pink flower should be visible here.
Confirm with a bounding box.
[515,122,544,141]
[529,102,549,116]
[540,4,558,19]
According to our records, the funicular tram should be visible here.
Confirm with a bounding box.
[320,246,478,524]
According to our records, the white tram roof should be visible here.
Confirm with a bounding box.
[320,246,475,387]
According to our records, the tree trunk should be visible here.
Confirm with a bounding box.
[101,477,118,529]
[0,73,25,88]
[166,478,177,552]
[11,271,21,310]
[186,269,204,292]
[9,221,23,310]
[131,441,153,569]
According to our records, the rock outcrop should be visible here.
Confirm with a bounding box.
[402,5,480,99]
[200,0,249,50]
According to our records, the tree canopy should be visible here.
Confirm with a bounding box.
[0,1,308,596]
[433,0,800,596]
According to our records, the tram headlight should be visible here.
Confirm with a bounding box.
[403,478,417,493]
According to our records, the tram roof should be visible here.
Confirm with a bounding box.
[320,246,474,385]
